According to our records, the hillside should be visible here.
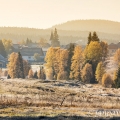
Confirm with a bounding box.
[52,20,120,34]
[0,20,120,45]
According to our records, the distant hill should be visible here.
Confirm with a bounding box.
[0,20,120,45]
[52,20,120,34]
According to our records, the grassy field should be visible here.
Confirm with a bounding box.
[0,79,119,119]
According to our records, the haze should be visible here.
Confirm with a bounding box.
[0,0,120,29]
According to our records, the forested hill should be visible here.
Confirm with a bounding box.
[0,20,120,45]
[52,20,120,34]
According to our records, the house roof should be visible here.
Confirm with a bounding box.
[13,46,44,56]
[0,54,6,62]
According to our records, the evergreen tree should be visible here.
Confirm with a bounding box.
[53,28,59,41]
[91,31,99,42]
[51,28,60,47]
[50,31,54,41]
[0,40,6,57]
[14,52,24,78]
[87,32,92,44]
[114,65,120,88]
[95,62,106,84]
[41,67,46,80]
[33,71,38,79]
[37,67,46,80]
[67,43,75,79]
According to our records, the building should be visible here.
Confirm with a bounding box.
[0,54,6,68]
[12,45,44,62]
[108,42,120,56]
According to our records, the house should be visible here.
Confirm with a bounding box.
[42,48,49,56]
[108,42,120,56]
[0,54,6,68]
[12,46,44,62]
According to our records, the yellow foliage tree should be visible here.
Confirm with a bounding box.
[7,52,18,78]
[102,73,112,88]
[57,49,69,80]
[70,46,83,80]
[95,62,106,84]
[81,63,93,83]
[28,69,33,78]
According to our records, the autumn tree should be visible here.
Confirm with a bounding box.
[28,69,33,78]
[114,49,120,64]
[57,49,69,80]
[81,63,93,83]
[100,41,108,61]
[2,39,12,54]
[7,52,17,78]
[38,38,47,47]
[20,40,26,45]
[67,43,75,79]
[45,68,53,80]
[7,52,25,78]
[84,41,102,82]
[70,46,83,80]
[34,53,41,61]
[0,40,6,57]
[102,73,112,88]
[95,62,106,84]
[53,48,60,79]
[45,47,59,80]
[23,60,31,77]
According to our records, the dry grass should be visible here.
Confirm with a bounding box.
[0,79,120,117]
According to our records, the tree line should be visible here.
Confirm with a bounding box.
[6,31,120,88]
[45,31,120,88]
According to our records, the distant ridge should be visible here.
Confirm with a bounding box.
[51,19,120,34]
[0,20,120,45]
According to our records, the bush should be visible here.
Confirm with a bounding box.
[28,69,33,78]
[102,73,113,88]
[57,71,68,80]
[45,68,53,80]
[81,63,93,83]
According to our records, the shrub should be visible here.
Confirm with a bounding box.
[102,73,112,88]
[81,63,93,83]
[28,69,33,78]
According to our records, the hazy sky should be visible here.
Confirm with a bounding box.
[0,0,120,29]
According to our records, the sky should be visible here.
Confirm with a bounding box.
[0,0,120,29]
